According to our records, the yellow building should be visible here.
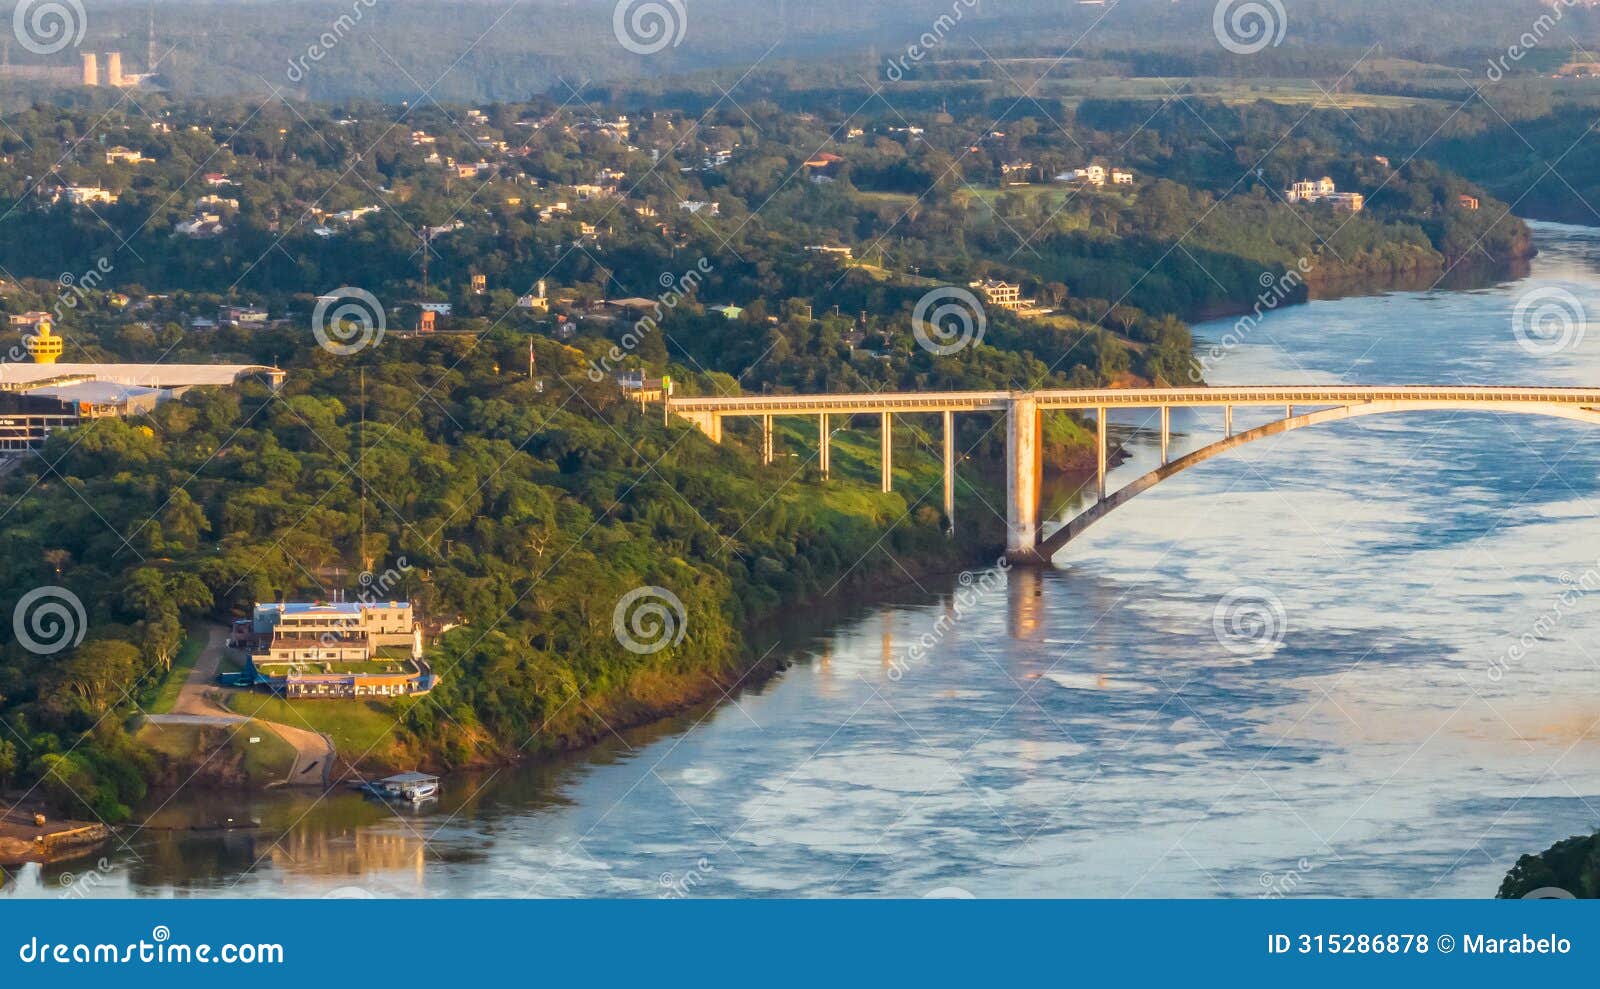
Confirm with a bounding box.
[23,322,62,364]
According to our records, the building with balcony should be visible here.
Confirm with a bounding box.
[230,600,435,701]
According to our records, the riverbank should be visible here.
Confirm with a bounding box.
[1185,249,1527,329]
[0,803,109,867]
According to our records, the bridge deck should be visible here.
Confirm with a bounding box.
[668,386,1600,416]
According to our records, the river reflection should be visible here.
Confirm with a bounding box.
[8,223,1600,899]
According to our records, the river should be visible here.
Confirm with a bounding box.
[12,222,1600,899]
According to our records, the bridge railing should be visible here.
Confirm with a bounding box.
[667,385,1600,416]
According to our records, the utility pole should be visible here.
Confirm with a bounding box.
[419,229,431,296]
[359,367,368,573]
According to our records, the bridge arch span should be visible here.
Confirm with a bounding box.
[1031,401,1600,562]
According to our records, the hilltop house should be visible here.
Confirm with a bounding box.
[229,600,434,700]
[1285,176,1364,211]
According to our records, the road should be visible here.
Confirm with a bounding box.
[145,625,334,787]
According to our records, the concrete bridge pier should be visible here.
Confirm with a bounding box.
[942,410,955,535]
[761,414,773,465]
[881,413,893,493]
[1224,404,1233,438]
[680,410,723,443]
[1005,394,1041,561]
[1096,406,1108,500]
[818,413,831,478]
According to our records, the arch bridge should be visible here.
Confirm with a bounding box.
[668,386,1600,564]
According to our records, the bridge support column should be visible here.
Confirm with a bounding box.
[1224,404,1233,438]
[681,410,722,442]
[881,413,893,493]
[1160,405,1170,465]
[818,414,830,478]
[1005,395,1040,561]
[761,414,773,465]
[1096,406,1108,500]
[942,410,955,536]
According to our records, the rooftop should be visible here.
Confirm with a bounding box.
[25,380,164,405]
[257,601,410,616]
[380,772,438,785]
[0,362,283,389]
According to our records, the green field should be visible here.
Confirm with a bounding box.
[226,692,402,759]
[135,719,298,787]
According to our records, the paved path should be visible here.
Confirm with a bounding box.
[172,626,234,719]
[162,626,334,787]
[144,713,246,727]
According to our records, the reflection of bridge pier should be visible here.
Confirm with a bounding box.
[1007,565,1044,640]
[667,386,1600,565]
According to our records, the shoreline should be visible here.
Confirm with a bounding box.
[0,803,110,868]
[1186,249,1531,326]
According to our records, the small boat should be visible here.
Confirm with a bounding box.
[360,772,440,803]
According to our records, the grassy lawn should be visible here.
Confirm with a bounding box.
[146,634,205,715]
[135,719,298,786]
[853,190,919,209]
[239,726,301,784]
[226,692,402,757]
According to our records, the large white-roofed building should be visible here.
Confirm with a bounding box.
[0,362,285,452]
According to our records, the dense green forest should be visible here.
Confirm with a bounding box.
[1499,831,1600,898]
